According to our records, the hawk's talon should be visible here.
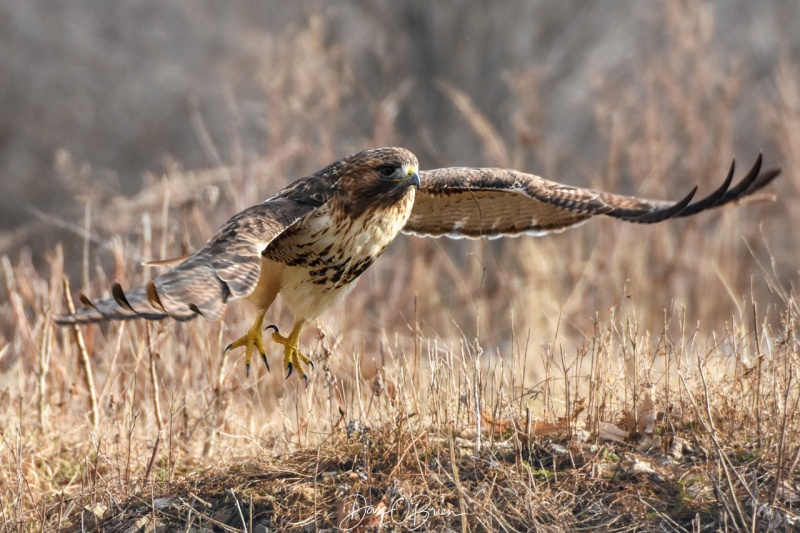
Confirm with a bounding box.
[283,351,310,384]
[261,353,270,372]
[270,323,313,383]
[265,324,279,333]
[224,309,268,378]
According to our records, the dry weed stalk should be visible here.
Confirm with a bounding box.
[61,276,99,428]
[145,323,164,431]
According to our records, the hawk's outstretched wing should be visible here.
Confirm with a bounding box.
[404,154,780,239]
[58,197,317,324]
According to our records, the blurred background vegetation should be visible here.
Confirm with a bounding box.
[1,2,795,240]
[1,0,799,376]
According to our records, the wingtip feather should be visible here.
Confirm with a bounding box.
[111,282,135,312]
[146,280,167,313]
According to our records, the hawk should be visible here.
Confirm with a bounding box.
[56,147,781,383]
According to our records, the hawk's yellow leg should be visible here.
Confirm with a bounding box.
[224,308,270,377]
[267,323,314,385]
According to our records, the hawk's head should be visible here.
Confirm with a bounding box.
[334,147,420,216]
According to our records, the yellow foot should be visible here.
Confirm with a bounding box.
[266,324,314,386]
[224,309,270,377]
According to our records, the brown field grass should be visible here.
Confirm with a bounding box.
[2,5,800,532]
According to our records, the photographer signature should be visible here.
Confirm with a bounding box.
[340,493,462,531]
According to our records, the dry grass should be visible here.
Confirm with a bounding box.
[2,5,800,532]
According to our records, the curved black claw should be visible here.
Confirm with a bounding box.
[245,363,251,378]
[223,343,233,354]
[302,374,309,388]
[309,360,315,372]
[265,324,280,333]
[286,362,294,380]
[261,353,270,372]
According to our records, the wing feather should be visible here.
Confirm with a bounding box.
[404,155,780,238]
[56,198,315,325]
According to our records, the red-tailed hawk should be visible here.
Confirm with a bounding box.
[56,147,781,383]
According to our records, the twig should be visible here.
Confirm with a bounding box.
[125,411,140,490]
[473,341,482,455]
[62,276,99,427]
[753,301,762,449]
[448,435,468,533]
[313,443,321,531]
[188,492,213,509]
[227,489,248,533]
[770,355,794,507]
[146,323,164,430]
[37,314,52,431]
[144,431,162,481]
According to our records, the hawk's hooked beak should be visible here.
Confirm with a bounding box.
[406,166,421,190]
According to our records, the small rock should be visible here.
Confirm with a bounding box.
[682,439,694,455]
[574,429,591,443]
[82,503,107,529]
[622,456,657,476]
[663,435,684,460]
[548,442,569,456]
[658,455,680,467]
[320,471,338,483]
[346,419,369,438]
[152,497,172,510]
[121,516,150,533]
[211,507,234,525]
[583,444,600,454]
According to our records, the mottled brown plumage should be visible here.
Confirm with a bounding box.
[56,148,780,382]
[405,155,778,238]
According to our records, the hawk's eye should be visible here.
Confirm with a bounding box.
[377,164,396,178]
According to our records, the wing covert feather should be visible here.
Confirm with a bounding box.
[405,168,604,238]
